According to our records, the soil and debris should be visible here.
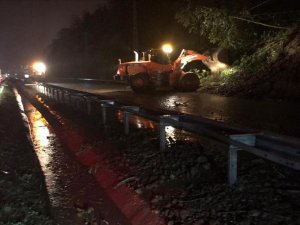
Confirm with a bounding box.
[213,30,300,101]
[102,128,300,225]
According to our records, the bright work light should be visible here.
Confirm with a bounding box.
[33,62,46,75]
[162,43,173,54]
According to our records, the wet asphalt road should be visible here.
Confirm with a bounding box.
[48,81,300,138]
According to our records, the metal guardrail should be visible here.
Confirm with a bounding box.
[35,83,300,186]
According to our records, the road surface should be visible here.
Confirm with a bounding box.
[48,81,300,138]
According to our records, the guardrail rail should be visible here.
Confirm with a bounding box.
[35,83,300,186]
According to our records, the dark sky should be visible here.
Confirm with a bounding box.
[0,0,106,70]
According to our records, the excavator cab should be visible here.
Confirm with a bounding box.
[149,49,170,65]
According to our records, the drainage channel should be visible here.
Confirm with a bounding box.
[15,88,130,225]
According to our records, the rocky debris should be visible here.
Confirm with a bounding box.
[25,84,300,225]
[98,126,300,225]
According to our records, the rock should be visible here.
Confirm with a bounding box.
[151,195,163,204]
[251,158,265,164]
[203,162,211,170]
[197,156,208,163]
[190,166,199,177]
[172,199,178,204]
[151,198,159,204]
[2,205,12,214]
[153,209,160,214]
[193,219,206,225]
[239,220,251,225]
[180,209,189,220]
[209,219,217,225]
[249,210,261,217]
[169,174,176,180]
[164,209,170,217]
[167,221,174,225]
[135,188,143,194]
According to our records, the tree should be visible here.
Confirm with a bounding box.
[175,0,300,54]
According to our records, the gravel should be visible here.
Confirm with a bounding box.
[16,82,300,224]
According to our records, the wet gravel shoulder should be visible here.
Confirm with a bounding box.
[12,81,300,225]
[13,82,132,225]
[0,84,54,225]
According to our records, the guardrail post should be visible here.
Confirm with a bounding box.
[67,93,72,105]
[75,97,82,110]
[228,134,256,186]
[102,105,107,124]
[45,87,49,98]
[122,106,140,134]
[60,91,65,104]
[228,145,239,186]
[56,89,60,102]
[100,100,115,125]
[52,88,55,99]
[86,98,92,116]
[159,115,180,151]
[49,88,52,99]
[38,84,43,94]
[85,96,97,116]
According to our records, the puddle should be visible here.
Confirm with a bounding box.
[117,110,196,147]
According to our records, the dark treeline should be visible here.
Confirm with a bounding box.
[46,0,205,79]
[46,0,300,79]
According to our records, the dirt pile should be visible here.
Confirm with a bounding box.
[220,29,300,100]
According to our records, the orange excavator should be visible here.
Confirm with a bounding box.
[114,44,217,92]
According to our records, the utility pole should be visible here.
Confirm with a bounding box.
[132,0,139,51]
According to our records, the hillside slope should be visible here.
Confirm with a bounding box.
[219,29,300,100]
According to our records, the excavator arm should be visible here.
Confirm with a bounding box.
[174,49,209,71]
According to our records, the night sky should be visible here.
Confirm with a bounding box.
[0,0,105,71]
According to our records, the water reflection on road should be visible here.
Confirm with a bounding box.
[26,103,78,224]
[50,82,300,137]
[117,111,200,147]
[22,97,130,225]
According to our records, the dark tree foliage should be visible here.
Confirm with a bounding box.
[176,0,300,56]
[47,1,133,78]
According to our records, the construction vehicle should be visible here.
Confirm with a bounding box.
[114,44,214,93]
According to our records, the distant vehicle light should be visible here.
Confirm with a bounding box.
[24,74,30,79]
[162,43,173,54]
[33,62,46,75]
